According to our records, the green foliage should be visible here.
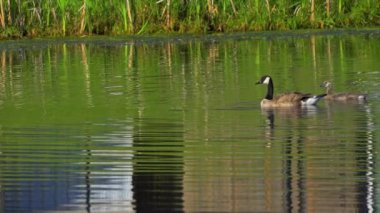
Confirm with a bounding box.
[0,0,379,38]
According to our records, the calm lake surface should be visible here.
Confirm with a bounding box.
[0,30,380,213]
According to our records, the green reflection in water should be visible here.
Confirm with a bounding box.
[0,32,379,212]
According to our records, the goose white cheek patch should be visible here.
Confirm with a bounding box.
[263,77,270,84]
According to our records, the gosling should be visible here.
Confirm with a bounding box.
[320,81,367,102]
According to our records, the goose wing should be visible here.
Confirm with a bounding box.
[273,92,326,106]
[273,92,307,103]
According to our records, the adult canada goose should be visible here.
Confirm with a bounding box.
[256,75,326,108]
[320,80,367,102]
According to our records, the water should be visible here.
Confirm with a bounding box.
[0,30,380,212]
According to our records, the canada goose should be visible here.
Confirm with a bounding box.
[320,81,367,102]
[256,75,326,108]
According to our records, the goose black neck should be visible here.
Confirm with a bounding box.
[265,78,274,100]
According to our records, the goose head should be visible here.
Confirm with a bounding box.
[256,75,272,85]
[320,80,332,89]
[256,75,274,100]
[320,80,334,95]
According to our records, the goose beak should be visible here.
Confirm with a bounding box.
[255,81,261,85]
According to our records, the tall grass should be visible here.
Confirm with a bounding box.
[0,0,379,38]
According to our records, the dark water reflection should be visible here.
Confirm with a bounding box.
[132,119,184,213]
[0,31,379,212]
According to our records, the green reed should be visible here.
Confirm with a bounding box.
[56,0,68,35]
[0,0,379,38]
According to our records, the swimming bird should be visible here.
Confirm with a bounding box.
[256,75,326,108]
[320,80,367,102]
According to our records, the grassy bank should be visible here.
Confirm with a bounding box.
[0,0,379,38]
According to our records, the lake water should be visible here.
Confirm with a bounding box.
[0,30,380,213]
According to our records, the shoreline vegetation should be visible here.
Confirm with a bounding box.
[0,0,379,39]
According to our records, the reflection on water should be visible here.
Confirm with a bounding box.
[0,31,379,212]
[132,119,184,213]
[261,106,320,144]
[259,102,375,212]
[0,121,135,212]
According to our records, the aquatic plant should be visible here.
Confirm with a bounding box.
[0,0,378,38]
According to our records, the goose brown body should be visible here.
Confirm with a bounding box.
[256,75,326,108]
[260,92,311,107]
